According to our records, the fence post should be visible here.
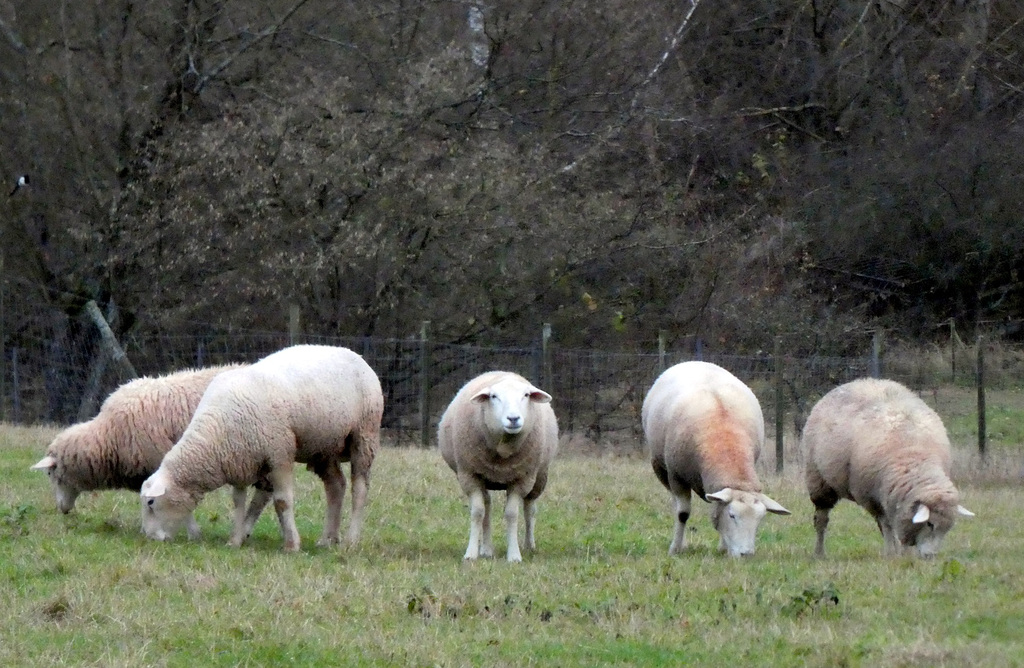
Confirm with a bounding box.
[0,255,5,422]
[542,323,552,390]
[977,336,986,461]
[288,304,301,346]
[419,321,431,448]
[870,330,883,378]
[11,347,19,423]
[774,335,784,474]
[658,330,667,373]
[949,320,956,383]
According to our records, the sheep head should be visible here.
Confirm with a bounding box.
[31,453,80,514]
[472,377,551,437]
[140,469,197,541]
[901,499,975,558]
[707,488,791,557]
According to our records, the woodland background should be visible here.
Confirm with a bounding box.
[1,0,1023,396]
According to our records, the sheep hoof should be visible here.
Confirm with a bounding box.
[315,536,340,548]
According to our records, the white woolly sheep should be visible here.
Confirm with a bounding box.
[139,344,383,552]
[31,364,246,538]
[438,371,559,562]
[803,377,974,558]
[643,361,791,557]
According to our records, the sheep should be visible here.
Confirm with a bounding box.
[139,344,383,552]
[438,371,559,562]
[30,364,246,538]
[802,377,974,558]
[643,361,791,557]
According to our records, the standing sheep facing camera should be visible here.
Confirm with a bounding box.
[439,371,559,562]
[803,378,974,558]
[643,361,791,557]
[140,345,383,552]
[31,364,246,537]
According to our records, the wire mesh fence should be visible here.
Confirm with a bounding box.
[1,305,1019,465]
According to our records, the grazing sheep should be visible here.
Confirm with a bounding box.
[30,364,246,537]
[438,371,559,562]
[140,344,383,552]
[803,377,974,558]
[643,361,791,557]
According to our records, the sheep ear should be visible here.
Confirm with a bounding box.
[471,390,492,404]
[912,504,930,524]
[31,455,57,472]
[528,388,552,403]
[142,478,167,498]
[760,494,792,516]
[957,505,975,517]
[706,488,733,504]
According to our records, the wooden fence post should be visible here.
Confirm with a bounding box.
[774,335,784,474]
[658,330,667,373]
[949,320,956,383]
[288,304,301,346]
[11,347,20,423]
[542,323,552,390]
[0,255,5,421]
[419,321,431,448]
[870,330,883,378]
[977,336,986,461]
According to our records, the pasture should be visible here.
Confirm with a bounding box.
[2,420,1023,667]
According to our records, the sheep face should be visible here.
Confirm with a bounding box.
[900,501,975,558]
[707,488,791,557]
[140,470,197,541]
[472,378,552,437]
[31,455,81,514]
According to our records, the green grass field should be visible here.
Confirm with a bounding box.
[2,422,1022,667]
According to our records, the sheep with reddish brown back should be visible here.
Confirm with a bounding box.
[140,345,383,552]
[803,377,974,558]
[31,364,245,537]
[643,361,790,557]
[438,371,559,562]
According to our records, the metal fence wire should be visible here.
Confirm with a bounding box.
[0,309,887,456]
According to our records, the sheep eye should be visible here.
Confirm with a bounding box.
[147,498,155,507]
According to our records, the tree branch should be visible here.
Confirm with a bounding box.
[194,0,312,95]
[559,0,704,175]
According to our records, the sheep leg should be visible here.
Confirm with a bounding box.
[808,470,838,557]
[876,517,901,556]
[227,486,249,547]
[669,489,692,555]
[185,513,202,541]
[316,460,347,547]
[504,491,524,563]
[229,487,274,547]
[342,430,377,548]
[269,465,301,552]
[480,491,494,558]
[523,498,537,552]
[813,507,831,557]
[464,488,487,560]
[244,488,273,537]
[345,469,368,547]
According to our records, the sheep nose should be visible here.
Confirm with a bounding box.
[507,416,521,428]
